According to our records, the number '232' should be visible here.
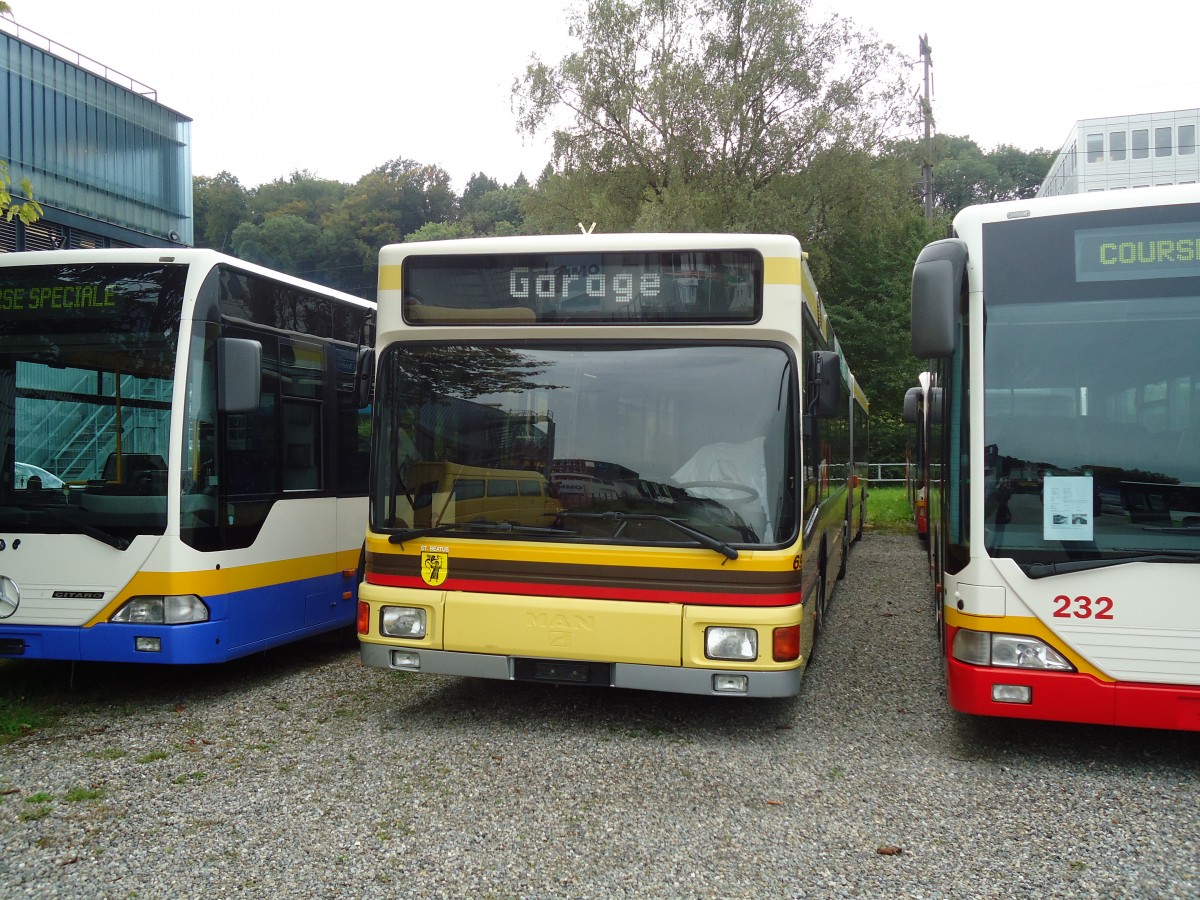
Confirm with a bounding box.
[1053,594,1114,619]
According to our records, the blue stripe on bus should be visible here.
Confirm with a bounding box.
[0,570,357,664]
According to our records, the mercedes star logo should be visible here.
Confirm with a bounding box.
[0,576,20,619]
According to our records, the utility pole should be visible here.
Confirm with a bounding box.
[919,34,934,219]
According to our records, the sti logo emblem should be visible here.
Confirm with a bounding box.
[420,552,448,587]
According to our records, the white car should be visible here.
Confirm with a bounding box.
[15,462,65,490]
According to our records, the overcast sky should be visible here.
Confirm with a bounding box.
[12,0,1199,190]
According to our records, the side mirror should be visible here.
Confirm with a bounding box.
[808,350,842,419]
[354,346,375,410]
[217,337,262,413]
[902,386,923,424]
[911,238,967,359]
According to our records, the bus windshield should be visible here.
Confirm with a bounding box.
[982,208,1200,565]
[0,263,184,545]
[372,343,796,548]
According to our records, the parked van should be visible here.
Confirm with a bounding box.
[408,462,562,528]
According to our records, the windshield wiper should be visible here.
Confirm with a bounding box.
[1024,549,1200,578]
[387,521,577,546]
[0,506,131,551]
[559,510,739,560]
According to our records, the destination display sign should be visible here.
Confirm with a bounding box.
[0,283,118,312]
[404,250,761,324]
[0,264,184,330]
[1075,222,1200,282]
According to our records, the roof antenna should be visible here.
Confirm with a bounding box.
[578,222,596,234]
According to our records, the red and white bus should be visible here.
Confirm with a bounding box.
[911,184,1200,730]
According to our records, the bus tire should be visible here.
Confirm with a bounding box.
[813,567,828,637]
[836,523,849,580]
[816,543,831,630]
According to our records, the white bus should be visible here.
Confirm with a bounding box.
[358,233,865,697]
[911,184,1200,730]
[0,249,374,663]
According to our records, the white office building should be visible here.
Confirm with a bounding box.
[1038,109,1199,197]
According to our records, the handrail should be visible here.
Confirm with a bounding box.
[864,463,908,484]
[0,16,157,100]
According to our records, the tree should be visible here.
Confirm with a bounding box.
[889,135,1053,219]
[344,159,457,249]
[230,214,322,275]
[404,221,471,242]
[461,173,502,212]
[457,172,530,236]
[249,170,347,225]
[513,0,914,229]
[193,171,248,250]
[0,160,41,225]
[312,212,374,295]
[786,148,943,461]
[988,144,1055,200]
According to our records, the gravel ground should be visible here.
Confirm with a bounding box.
[0,530,1198,899]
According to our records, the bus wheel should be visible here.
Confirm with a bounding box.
[813,568,828,636]
[931,542,945,649]
[815,545,830,631]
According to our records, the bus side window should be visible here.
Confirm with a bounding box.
[282,401,321,491]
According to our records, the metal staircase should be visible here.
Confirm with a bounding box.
[15,367,171,482]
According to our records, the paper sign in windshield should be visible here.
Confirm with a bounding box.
[1044,475,1093,541]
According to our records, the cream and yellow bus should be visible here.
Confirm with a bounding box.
[359,233,865,697]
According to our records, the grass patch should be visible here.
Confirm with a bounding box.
[867,485,917,534]
[64,786,104,802]
[88,747,127,761]
[18,805,51,822]
[0,692,56,742]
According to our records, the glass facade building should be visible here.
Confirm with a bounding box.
[0,23,192,249]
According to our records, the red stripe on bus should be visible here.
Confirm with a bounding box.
[946,653,1200,732]
[366,573,801,608]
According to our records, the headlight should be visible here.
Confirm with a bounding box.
[991,634,1073,670]
[952,628,1073,671]
[380,606,426,638]
[110,595,209,625]
[705,626,758,661]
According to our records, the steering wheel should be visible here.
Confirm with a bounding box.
[676,480,759,501]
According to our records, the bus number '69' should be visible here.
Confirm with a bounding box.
[1053,594,1114,619]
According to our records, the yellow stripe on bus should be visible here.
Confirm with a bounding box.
[763,256,802,285]
[944,609,1115,682]
[365,532,800,573]
[379,264,403,292]
[84,552,356,627]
